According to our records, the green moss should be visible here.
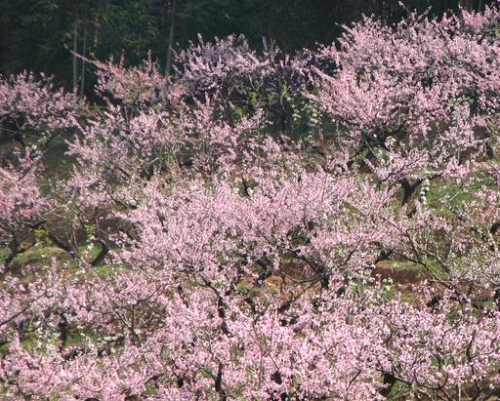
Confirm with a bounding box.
[0,247,10,264]
[387,380,412,400]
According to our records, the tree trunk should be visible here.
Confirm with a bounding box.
[165,0,177,75]
[459,0,474,11]
[80,17,87,99]
[72,19,79,96]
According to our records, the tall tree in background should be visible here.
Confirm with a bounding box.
[165,0,177,75]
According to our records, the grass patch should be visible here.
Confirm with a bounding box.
[0,242,113,279]
[11,246,69,266]
[427,168,496,216]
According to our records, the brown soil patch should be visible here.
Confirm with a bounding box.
[371,260,424,285]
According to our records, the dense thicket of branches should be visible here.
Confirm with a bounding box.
[1,4,500,401]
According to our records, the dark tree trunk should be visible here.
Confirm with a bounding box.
[165,0,177,75]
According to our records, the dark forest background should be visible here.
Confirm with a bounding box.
[0,0,494,94]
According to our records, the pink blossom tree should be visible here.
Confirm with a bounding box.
[312,6,500,196]
[0,72,82,149]
[0,153,54,269]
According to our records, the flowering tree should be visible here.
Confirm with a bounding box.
[0,72,82,149]
[313,6,500,190]
[0,153,54,269]
[174,35,326,138]
[0,72,84,268]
